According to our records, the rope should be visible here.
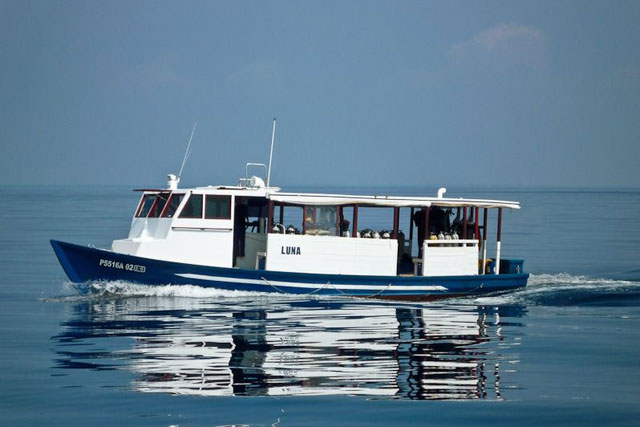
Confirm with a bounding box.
[325,281,393,298]
[260,277,394,298]
[307,281,330,295]
[325,281,352,296]
[468,282,484,294]
[260,276,288,294]
[261,277,332,295]
[369,283,393,297]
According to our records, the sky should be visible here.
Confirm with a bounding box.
[1,0,639,188]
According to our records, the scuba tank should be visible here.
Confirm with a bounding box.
[444,232,452,247]
[451,230,459,246]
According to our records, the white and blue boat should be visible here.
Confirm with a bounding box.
[51,123,527,299]
[51,175,527,300]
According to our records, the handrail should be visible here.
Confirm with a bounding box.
[424,239,479,247]
[172,227,232,232]
[245,163,267,180]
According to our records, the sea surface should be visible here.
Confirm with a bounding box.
[1,185,640,425]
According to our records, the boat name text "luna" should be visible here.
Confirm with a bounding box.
[281,246,301,255]
[99,258,146,273]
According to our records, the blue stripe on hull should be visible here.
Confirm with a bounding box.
[50,239,528,298]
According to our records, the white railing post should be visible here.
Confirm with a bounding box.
[481,208,487,275]
[495,208,502,275]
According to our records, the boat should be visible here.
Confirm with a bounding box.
[51,123,528,299]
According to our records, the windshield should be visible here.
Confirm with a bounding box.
[161,193,185,218]
[136,195,157,217]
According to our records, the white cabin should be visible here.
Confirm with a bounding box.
[111,174,520,277]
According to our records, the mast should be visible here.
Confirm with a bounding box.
[267,118,276,188]
[178,122,197,180]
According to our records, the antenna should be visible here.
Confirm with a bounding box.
[178,122,197,179]
[266,117,276,187]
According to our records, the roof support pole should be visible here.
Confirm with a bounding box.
[302,206,307,234]
[409,207,414,242]
[482,208,488,274]
[392,207,400,240]
[424,207,430,235]
[279,205,284,225]
[423,207,430,256]
[267,200,274,233]
[474,207,480,244]
[462,206,468,240]
[496,207,503,274]
[352,205,359,238]
[336,205,342,236]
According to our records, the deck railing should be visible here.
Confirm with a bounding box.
[424,239,479,248]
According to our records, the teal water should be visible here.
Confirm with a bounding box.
[1,186,640,425]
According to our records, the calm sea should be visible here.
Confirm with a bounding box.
[1,185,640,425]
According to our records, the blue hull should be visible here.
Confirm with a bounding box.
[50,240,528,299]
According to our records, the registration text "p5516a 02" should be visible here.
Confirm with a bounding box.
[99,259,146,273]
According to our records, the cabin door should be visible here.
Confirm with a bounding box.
[232,197,269,269]
[233,198,248,266]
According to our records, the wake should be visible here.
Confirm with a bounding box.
[45,280,276,302]
[45,273,640,308]
[472,273,640,306]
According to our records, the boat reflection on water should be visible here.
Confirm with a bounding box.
[52,294,526,400]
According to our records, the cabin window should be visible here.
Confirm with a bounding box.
[304,206,337,236]
[271,204,303,234]
[136,195,157,217]
[178,194,203,218]
[161,193,185,218]
[355,206,397,239]
[205,195,232,219]
[148,193,169,218]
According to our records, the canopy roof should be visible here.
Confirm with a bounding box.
[268,192,520,209]
[133,186,520,209]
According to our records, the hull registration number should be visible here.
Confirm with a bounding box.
[99,258,146,273]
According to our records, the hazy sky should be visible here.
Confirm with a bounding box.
[1,0,639,188]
